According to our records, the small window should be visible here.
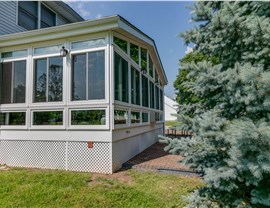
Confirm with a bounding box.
[155,112,160,122]
[18,2,56,30]
[40,4,56,28]
[130,43,139,64]
[114,36,127,53]
[142,75,149,107]
[72,50,105,101]
[33,111,63,125]
[1,50,27,59]
[155,69,158,83]
[0,112,26,125]
[131,66,140,106]
[71,39,106,50]
[160,89,164,111]
[159,113,163,121]
[150,82,155,109]
[34,57,63,102]
[18,1,38,30]
[155,86,160,110]
[34,45,62,55]
[141,48,147,72]
[114,52,129,103]
[114,109,128,125]
[1,60,26,104]
[142,112,149,123]
[71,110,106,125]
[131,112,140,124]
[148,55,153,78]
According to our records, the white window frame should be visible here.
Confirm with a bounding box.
[130,63,141,108]
[0,109,28,130]
[0,55,28,108]
[113,107,129,129]
[130,110,141,127]
[31,52,65,107]
[141,111,150,125]
[68,107,109,130]
[68,37,109,106]
[31,108,65,129]
[113,47,131,106]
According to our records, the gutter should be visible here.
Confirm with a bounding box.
[0,16,120,47]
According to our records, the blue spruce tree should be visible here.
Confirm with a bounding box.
[160,2,270,207]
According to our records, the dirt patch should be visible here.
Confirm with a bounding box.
[88,171,134,186]
[0,165,9,171]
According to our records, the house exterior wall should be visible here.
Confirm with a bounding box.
[112,124,163,171]
[0,1,26,35]
[0,17,166,173]
[0,1,77,35]
[164,95,178,121]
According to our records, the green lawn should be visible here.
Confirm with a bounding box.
[0,168,202,208]
[165,120,182,128]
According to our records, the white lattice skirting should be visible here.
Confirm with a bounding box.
[0,128,163,173]
[0,140,112,174]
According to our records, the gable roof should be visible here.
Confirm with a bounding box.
[0,15,167,85]
[43,1,84,23]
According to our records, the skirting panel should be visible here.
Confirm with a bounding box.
[0,140,112,174]
[112,127,163,172]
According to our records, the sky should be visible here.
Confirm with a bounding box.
[66,1,195,99]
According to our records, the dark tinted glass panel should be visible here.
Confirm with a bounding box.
[142,112,149,123]
[114,52,129,103]
[130,43,139,64]
[88,51,105,100]
[160,89,163,111]
[0,112,26,125]
[71,110,106,125]
[13,60,26,103]
[72,54,86,101]
[131,112,140,123]
[1,50,27,59]
[142,75,148,107]
[114,37,127,53]
[150,82,155,109]
[41,4,56,28]
[114,110,128,125]
[1,62,12,104]
[48,57,62,102]
[155,86,159,110]
[33,111,63,125]
[18,1,38,30]
[141,48,147,72]
[131,67,140,105]
[149,55,153,78]
[34,59,47,102]
[155,112,160,121]
[155,69,158,82]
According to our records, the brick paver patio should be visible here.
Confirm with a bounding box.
[123,142,196,175]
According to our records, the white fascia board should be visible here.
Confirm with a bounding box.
[0,15,168,85]
[0,16,120,48]
[118,18,168,85]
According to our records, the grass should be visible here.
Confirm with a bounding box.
[165,120,182,128]
[0,168,202,208]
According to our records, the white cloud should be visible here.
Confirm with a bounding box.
[77,2,91,18]
[185,46,193,54]
[96,14,102,19]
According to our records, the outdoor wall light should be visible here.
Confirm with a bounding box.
[60,46,69,57]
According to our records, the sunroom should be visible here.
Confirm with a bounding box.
[0,15,167,174]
